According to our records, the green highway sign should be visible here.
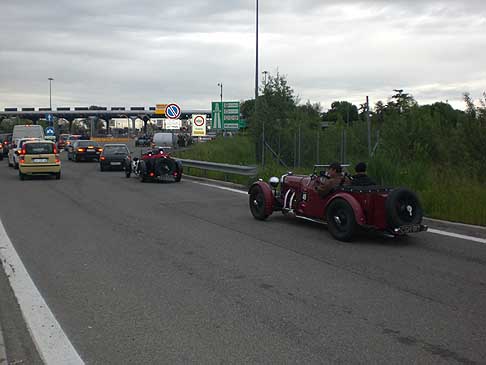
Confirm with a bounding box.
[211,101,240,130]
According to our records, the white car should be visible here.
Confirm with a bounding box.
[8,137,40,169]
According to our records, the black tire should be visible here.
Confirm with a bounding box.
[386,188,422,228]
[326,198,357,242]
[138,161,147,182]
[249,186,269,220]
[14,162,19,170]
[0,155,3,161]
[19,171,25,180]
[55,172,61,180]
[100,164,105,172]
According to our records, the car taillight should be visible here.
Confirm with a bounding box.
[53,146,58,154]
[55,155,60,163]
[173,172,178,177]
[100,156,106,160]
[149,172,155,177]
[21,148,26,155]
[97,148,103,152]
[77,148,85,152]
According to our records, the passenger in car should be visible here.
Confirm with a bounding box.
[316,162,347,197]
[350,162,376,186]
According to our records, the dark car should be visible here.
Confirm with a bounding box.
[67,140,102,162]
[57,134,70,151]
[125,147,182,183]
[64,134,82,151]
[0,133,12,158]
[248,164,427,242]
[135,136,151,147]
[100,144,131,171]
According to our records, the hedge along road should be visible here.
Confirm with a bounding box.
[0,153,485,364]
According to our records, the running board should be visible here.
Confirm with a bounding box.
[295,215,327,225]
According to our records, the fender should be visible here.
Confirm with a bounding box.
[248,181,275,216]
[327,192,366,226]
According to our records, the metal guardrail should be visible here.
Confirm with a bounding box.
[178,159,258,177]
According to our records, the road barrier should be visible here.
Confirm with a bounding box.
[92,137,130,143]
[178,159,258,178]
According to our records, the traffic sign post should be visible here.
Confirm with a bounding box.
[165,104,181,119]
[155,104,167,115]
[211,101,240,130]
[46,113,53,126]
[45,126,55,136]
[191,115,207,137]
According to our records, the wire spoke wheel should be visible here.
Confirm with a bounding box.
[249,186,269,220]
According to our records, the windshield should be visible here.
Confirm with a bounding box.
[103,146,128,154]
[25,143,54,154]
[77,141,99,147]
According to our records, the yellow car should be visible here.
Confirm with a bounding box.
[18,140,61,180]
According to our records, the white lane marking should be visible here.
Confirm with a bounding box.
[0,320,6,365]
[0,219,84,365]
[428,228,486,244]
[189,181,248,195]
[189,180,486,244]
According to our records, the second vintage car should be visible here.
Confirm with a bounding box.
[125,147,182,183]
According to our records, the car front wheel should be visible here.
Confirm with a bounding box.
[249,185,270,220]
[326,198,357,242]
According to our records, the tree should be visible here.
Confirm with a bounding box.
[326,101,359,124]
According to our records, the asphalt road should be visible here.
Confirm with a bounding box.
[0,152,485,364]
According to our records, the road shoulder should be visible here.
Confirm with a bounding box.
[0,260,43,365]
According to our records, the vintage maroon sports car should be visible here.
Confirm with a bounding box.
[248,165,428,241]
[125,147,182,183]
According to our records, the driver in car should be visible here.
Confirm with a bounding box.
[316,162,347,197]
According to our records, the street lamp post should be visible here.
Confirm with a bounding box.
[48,78,54,111]
[48,77,54,131]
[254,0,264,166]
[218,82,224,135]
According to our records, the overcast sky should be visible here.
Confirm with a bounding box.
[1,0,485,111]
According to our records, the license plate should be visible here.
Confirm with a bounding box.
[33,158,48,163]
[400,224,422,234]
[110,162,121,166]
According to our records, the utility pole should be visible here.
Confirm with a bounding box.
[255,0,264,167]
[218,82,224,135]
[366,96,371,157]
[262,70,268,86]
[48,77,54,111]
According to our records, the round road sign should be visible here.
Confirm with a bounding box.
[193,115,205,127]
[165,103,181,119]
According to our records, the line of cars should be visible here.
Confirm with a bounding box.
[2,126,61,180]
[2,127,184,183]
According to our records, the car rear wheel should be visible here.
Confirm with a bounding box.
[326,198,357,242]
[14,162,19,169]
[249,185,269,220]
[55,172,61,180]
[100,164,105,172]
[19,171,25,180]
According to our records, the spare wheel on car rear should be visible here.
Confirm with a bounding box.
[385,188,422,228]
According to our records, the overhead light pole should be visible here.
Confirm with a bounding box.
[218,82,224,135]
[254,0,264,166]
[48,77,54,111]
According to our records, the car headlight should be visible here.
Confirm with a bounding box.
[269,176,279,188]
